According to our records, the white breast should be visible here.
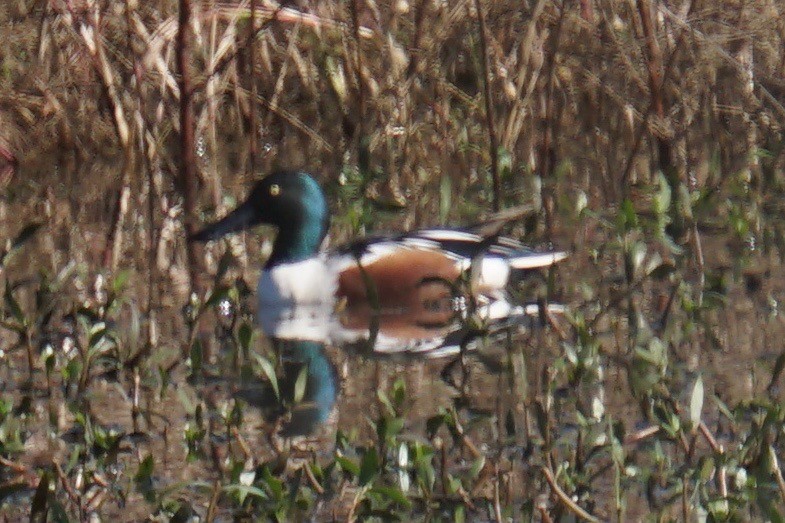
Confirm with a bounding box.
[258,256,339,306]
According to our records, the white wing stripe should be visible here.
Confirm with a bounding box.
[508,251,568,269]
[414,229,482,242]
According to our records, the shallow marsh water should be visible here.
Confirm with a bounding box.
[1,150,784,521]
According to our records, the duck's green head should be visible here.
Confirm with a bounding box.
[192,170,329,266]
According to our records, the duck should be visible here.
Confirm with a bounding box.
[191,170,567,312]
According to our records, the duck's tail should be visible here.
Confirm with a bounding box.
[507,250,568,270]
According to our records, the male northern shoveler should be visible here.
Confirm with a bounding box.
[191,170,566,311]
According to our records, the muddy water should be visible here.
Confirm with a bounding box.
[0,148,783,520]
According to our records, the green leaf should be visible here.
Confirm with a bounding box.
[4,281,25,325]
[3,223,43,266]
[768,351,785,392]
[384,417,405,440]
[254,354,279,400]
[238,322,254,351]
[359,448,380,486]
[698,456,715,482]
[446,474,462,495]
[439,174,452,222]
[369,485,412,509]
[713,395,734,422]
[469,456,485,480]
[377,389,395,417]
[221,484,269,500]
[454,504,466,523]
[616,198,639,233]
[205,285,231,308]
[293,364,308,404]
[215,251,234,280]
[12,223,42,250]
[392,378,406,409]
[111,269,131,294]
[135,454,155,482]
[30,470,49,523]
[88,327,108,349]
[689,375,704,431]
[335,455,360,477]
[189,339,202,374]
[653,172,672,215]
[261,466,284,499]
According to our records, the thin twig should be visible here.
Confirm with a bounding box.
[54,461,82,511]
[769,446,785,506]
[230,426,253,460]
[493,464,503,522]
[215,2,375,38]
[623,424,660,445]
[682,471,689,522]
[0,456,29,474]
[540,466,601,523]
[502,0,547,150]
[697,421,721,453]
[302,462,325,495]
[205,480,221,522]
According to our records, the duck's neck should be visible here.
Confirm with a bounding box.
[265,215,328,268]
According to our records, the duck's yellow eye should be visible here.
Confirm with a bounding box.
[270,184,281,196]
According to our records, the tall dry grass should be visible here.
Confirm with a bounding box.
[0,0,782,323]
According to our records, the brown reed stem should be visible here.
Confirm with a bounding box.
[473,0,500,212]
[101,182,131,270]
[579,0,594,22]
[350,0,368,174]
[540,2,566,234]
[64,1,131,151]
[177,0,201,294]
[248,0,259,174]
[636,0,674,183]
[619,1,694,195]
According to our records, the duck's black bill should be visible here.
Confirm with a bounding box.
[190,201,257,242]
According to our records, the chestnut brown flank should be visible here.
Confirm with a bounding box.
[338,248,461,310]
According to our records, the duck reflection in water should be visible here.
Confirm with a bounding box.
[236,295,561,438]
